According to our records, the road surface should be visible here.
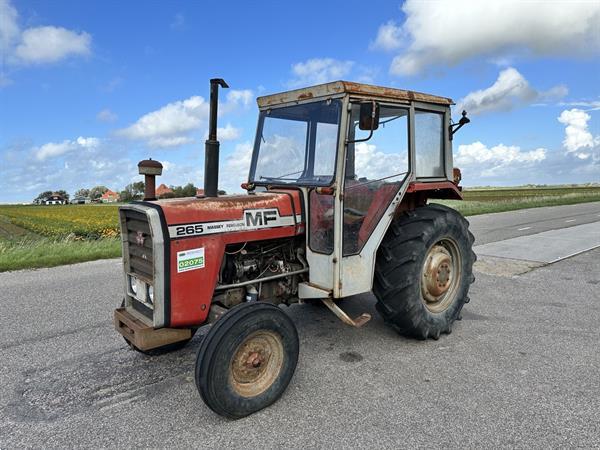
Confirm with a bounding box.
[1,202,599,448]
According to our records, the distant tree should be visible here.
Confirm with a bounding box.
[172,183,197,198]
[89,186,108,200]
[132,181,145,195]
[74,188,90,198]
[34,191,53,203]
[56,190,70,202]
[119,181,145,202]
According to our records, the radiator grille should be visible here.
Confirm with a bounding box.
[122,209,153,282]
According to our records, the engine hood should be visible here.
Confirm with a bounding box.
[150,190,304,240]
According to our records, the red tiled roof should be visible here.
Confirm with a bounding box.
[156,183,173,196]
[101,189,119,198]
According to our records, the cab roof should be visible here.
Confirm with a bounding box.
[256,80,454,109]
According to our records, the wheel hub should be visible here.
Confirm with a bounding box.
[230,330,284,397]
[421,240,461,313]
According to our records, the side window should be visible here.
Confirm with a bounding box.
[313,122,338,178]
[415,110,445,178]
[343,105,409,256]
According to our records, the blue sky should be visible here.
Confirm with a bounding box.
[0,0,599,203]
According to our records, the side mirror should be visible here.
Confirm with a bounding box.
[449,110,470,141]
[359,101,380,131]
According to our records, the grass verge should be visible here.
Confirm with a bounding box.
[437,190,600,216]
[0,237,121,272]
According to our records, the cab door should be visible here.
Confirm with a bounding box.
[337,102,412,297]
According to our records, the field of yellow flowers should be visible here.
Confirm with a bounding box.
[0,204,120,239]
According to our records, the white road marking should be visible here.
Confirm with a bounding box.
[565,219,576,223]
[517,227,531,231]
[475,222,600,264]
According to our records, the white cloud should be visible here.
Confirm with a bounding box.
[117,96,208,148]
[455,141,546,177]
[1,137,146,202]
[288,58,354,88]
[354,142,408,180]
[0,0,19,52]
[558,100,600,111]
[558,109,600,159]
[15,26,91,64]
[370,21,402,51]
[34,141,76,161]
[224,89,254,113]
[117,91,253,148]
[220,142,253,193]
[217,123,241,141]
[34,136,99,161]
[456,67,567,115]
[0,0,92,67]
[96,108,118,123]
[388,0,600,76]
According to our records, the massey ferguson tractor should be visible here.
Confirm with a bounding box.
[114,79,474,419]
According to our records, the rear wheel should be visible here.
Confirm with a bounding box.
[373,204,476,339]
[195,302,299,419]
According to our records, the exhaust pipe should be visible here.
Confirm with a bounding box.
[138,158,163,201]
[204,78,229,197]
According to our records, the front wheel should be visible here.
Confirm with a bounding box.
[195,302,299,419]
[373,204,476,339]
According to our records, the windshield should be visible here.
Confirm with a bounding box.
[249,99,342,185]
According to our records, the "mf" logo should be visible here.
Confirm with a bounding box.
[245,209,277,227]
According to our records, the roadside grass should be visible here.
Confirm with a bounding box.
[0,236,121,272]
[437,187,600,216]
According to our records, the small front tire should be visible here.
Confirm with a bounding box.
[195,302,299,419]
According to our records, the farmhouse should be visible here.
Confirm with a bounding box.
[44,193,66,205]
[71,196,91,204]
[156,183,173,198]
[101,189,120,203]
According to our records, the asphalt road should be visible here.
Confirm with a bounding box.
[1,203,600,448]
[467,201,600,245]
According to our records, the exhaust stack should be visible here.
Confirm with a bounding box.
[204,78,229,198]
[138,158,163,201]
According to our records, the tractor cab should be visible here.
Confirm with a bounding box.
[248,81,462,299]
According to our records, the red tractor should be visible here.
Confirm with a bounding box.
[114,79,474,418]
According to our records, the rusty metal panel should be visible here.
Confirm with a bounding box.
[114,307,191,351]
[257,81,453,109]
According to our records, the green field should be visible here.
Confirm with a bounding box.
[439,185,600,216]
[0,205,121,271]
[1,185,599,271]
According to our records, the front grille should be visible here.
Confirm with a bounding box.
[122,209,153,282]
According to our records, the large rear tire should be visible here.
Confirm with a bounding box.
[373,204,476,339]
[195,302,299,419]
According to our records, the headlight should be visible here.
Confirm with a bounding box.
[147,285,154,304]
[129,275,138,296]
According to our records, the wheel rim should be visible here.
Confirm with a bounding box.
[229,330,284,398]
[421,238,462,313]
